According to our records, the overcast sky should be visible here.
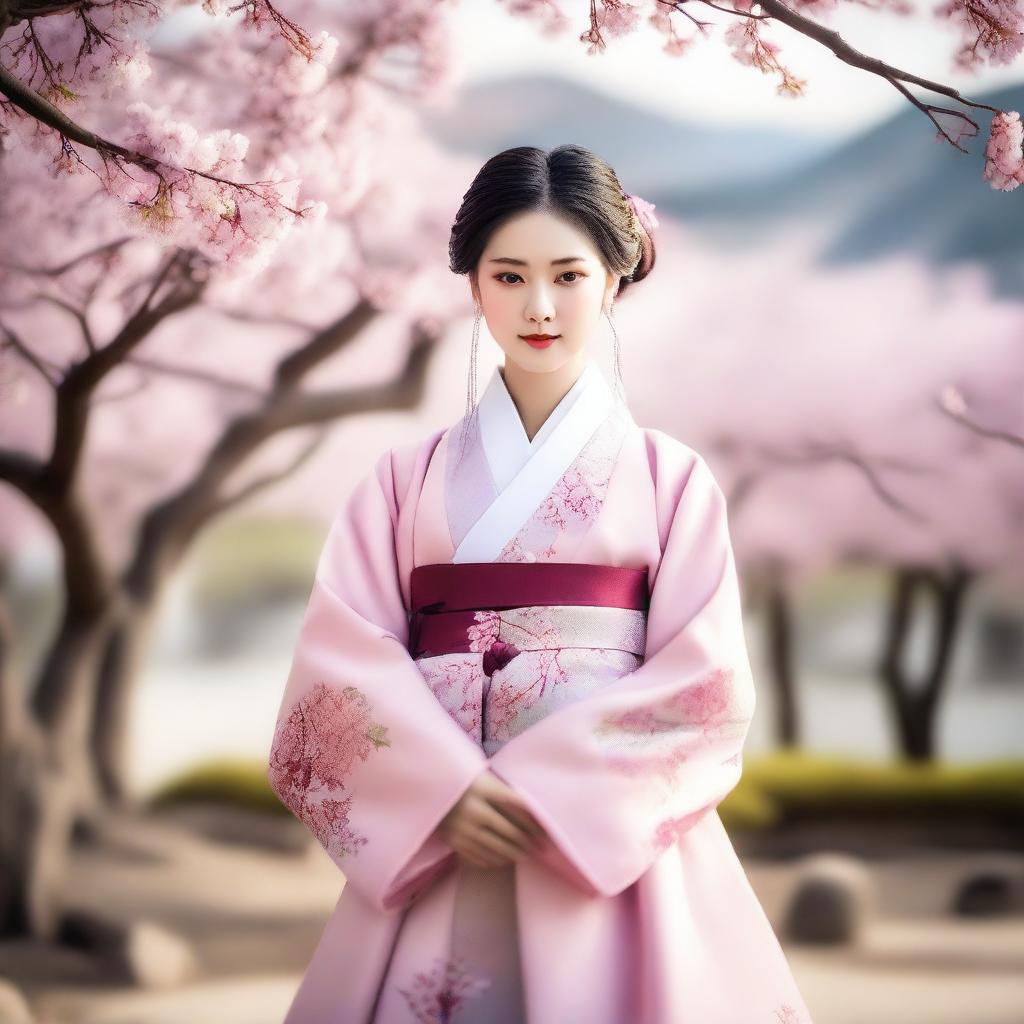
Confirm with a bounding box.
[448,2,1024,140]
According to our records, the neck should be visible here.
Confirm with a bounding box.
[500,354,588,443]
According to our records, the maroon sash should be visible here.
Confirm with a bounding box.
[408,561,650,663]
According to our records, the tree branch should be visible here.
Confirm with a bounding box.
[717,436,932,523]
[0,238,133,279]
[122,355,267,398]
[35,293,96,353]
[939,391,1024,449]
[0,448,45,496]
[743,0,1001,150]
[211,428,331,517]
[0,320,61,387]
[46,251,207,490]
[124,317,440,597]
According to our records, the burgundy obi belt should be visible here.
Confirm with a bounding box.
[408,562,650,677]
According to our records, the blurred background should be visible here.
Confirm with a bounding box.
[1,2,1023,1022]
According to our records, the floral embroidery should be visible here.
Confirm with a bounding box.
[268,681,390,859]
[592,667,743,786]
[652,810,705,851]
[600,667,735,736]
[774,1004,809,1023]
[415,655,485,743]
[484,648,573,739]
[467,610,501,651]
[420,600,649,755]
[497,406,628,562]
[397,955,491,1023]
[469,607,563,651]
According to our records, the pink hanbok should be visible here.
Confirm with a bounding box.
[267,361,813,1023]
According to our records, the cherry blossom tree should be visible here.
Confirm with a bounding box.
[500,0,1024,192]
[5,0,1023,208]
[2,0,1021,955]
[0,0,481,941]
[625,223,1024,758]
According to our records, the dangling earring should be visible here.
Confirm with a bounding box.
[457,301,482,468]
[605,301,627,407]
[466,301,481,420]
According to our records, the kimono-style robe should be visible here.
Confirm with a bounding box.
[267,359,814,1024]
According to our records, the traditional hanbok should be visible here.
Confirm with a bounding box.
[267,359,814,1024]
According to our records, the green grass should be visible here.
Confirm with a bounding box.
[719,750,1024,829]
[148,758,288,815]
[149,751,1024,832]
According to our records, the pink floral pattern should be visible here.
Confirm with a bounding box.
[415,655,485,742]
[497,406,628,563]
[467,607,561,655]
[415,640,637,754]
[484,647,572,738]
[774,1004,810,1023]
[600,667,735,736]
[653,810,706,852]
[593,667,742,785]
[467,610,501,652]
[267,681,390,859]
[397,955,491,1023]
[462,607,586,739]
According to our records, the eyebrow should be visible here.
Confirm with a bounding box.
[487,256,587,266]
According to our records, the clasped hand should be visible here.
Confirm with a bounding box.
[437,768,550,869]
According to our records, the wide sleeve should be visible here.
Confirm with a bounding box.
[486,449,757,899]
[266,447,489,914]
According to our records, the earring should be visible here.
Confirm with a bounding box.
[466,302,481,417]
[604,302,627,407]
[456,302,482,468]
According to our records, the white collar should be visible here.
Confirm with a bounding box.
[452,360,615,562]
[477,360,604,493]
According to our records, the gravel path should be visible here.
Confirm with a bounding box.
[2,806,1022,1024]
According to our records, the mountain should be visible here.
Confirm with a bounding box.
[667,83,1024,297]
[418,73,832,196]
[421,74,1024,297]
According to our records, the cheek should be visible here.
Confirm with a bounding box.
[564,285,603,316]
[481,285,518,314]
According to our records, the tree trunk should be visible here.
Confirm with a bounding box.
[764,567,801,747]
[878,562,973,760]
[92,601,160,805]
[0,724,80,939]
[2,598,114,939]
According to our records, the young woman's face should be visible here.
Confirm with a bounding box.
[471,209,617,375]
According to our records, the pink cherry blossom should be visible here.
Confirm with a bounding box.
[984,110,1024,191]
[936,0,1024,70]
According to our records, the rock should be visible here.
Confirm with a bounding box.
[781,852,874,945]
[952,870,1023,917]
[58,910,198,988]
[120,921,199,988]
[0,980,34,1023]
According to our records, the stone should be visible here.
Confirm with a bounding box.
[781,851,874,945]
[952,870,1023,917]
[59,910,198,988]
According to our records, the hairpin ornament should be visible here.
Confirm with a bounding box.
[623,192,659,236]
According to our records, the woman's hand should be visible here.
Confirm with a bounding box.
[438,768,550,869]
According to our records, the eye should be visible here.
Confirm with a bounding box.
[495,271,584,285]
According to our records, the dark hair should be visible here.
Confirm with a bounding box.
[449,144,656,301]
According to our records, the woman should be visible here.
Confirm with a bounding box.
[267,144,814,1024]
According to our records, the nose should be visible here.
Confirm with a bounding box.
[524,286,556,325]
